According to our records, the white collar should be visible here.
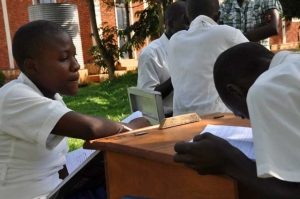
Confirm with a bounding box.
[189,15,218,30]
[269,51,296,69]
[18,73,62,100]
[159,33,169,53]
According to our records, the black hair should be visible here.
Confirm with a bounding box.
[213,42,274,98]
[165,1,186,21]
[187,0,219,21]
[12,20,68,71]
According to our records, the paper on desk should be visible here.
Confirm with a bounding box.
[65,111,143,174]
[191,125,255,160]
[65,148,96,174]
[121,111,143,123]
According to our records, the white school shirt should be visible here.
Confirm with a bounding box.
[247,51,300,182]
[137,33,173,113]
[168,15,248,116]
[0,73,72,198]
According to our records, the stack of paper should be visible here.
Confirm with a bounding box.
[191,125,255,160]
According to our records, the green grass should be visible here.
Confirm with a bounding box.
[63,70,138,151]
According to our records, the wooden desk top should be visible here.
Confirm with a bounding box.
[84,113,250,165]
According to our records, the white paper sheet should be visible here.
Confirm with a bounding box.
[121,111,143,123]
[65,111,143,174]
[65,148,96,174]
[191,124,255,160]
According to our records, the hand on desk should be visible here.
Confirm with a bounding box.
[174,133,300,199]
[173,133,236,175]
[125,117,152,130]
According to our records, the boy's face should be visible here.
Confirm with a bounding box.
[223,97,249,120]
[31,32,80,99]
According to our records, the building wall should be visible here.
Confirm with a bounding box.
[0,1,9,69]
[0,0,143,70]
[286,21,300,43]
[1,0,299,70]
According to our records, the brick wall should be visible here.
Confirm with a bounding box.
[0,0,32,70]
[0,2,9,70]
[100,0,117,28]
[286,21,300,43]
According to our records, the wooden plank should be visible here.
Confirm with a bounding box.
[105,151,238,199]
[158,113,201,129]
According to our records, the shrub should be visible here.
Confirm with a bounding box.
[0,70,5,87]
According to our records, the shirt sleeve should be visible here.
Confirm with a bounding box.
[0,84,72,149]
[247,70,300,182]
[137,50,161,90]
[262,0,283,15]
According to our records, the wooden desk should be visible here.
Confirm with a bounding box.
[84,114,255,199]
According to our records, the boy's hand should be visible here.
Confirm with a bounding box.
[173,133,237,175]
[126,117,152,129]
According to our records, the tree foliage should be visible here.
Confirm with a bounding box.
[280,0,300,21]
[89,22,121,74]
[118,7,159,52]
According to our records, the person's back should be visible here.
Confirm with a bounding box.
[137,36,174,114]
[169,0,248,116]
[137,1,189,116]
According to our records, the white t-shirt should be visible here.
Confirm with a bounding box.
[0,73,72,198]
[247,51,300,182]
[137,33,173,113]
[168,15,248,116]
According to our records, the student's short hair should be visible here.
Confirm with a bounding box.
[213,42,274,97]
[165,1,186,21]
[12,20,68,71]
[187,0,219,20]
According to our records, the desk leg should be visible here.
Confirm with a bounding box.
[104,151,239,199]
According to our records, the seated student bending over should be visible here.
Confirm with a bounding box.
[0,20,151,199]
[137,1,189,117]
[168,0,248,116]
[174,42,300,198]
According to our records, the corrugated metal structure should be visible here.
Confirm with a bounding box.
[28,3,84,69]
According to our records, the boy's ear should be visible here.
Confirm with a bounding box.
[24,58,38,74]
[226,84,246,99]
[215,11,221,23]
[167,19,173,29]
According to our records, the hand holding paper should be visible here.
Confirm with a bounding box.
[174,125,255,175]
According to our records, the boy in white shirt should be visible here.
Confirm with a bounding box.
[174,42,300,198]
[168,0,248,116]
[0,20,150,199]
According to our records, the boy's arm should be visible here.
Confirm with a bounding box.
[173,133,300,199]
[154,77,173,99]
[244,9,280,42]
[51,111,151,140]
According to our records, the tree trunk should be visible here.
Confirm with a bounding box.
[87,0,116,79]
[125,2,133,59]
[157,2,164,36]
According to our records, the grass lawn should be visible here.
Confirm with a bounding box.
[63,70,138,151]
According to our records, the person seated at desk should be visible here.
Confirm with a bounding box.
[219,0,282,50]
[0,20,151,199]
[174,42,300,198]
[137,1,189,117]
[168,0,248,116]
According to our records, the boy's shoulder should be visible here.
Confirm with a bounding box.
[0,78,38,99]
